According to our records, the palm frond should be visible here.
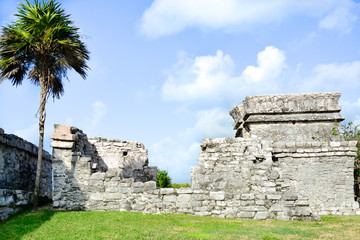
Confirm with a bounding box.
[0,0,89,98]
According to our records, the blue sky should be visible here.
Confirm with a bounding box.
[1,0,360,183]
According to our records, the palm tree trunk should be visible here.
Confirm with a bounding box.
[33,82,47,211]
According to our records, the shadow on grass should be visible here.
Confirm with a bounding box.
[0,210,55,240]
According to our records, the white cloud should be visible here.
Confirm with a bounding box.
[91,101,107,126]
[162,46,286,102]
[162,50,234,101]
[319,1,358,34]
[299,61,360,92]
[242,46,286,83]
[140,0,347,38]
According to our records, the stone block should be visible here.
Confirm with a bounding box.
[176,194,191,208]
[120,183,131,188]
[176,188,193,194]
[241,206,267,212]
[133,182,145,188]
[90,172,105,180]
[283,191,299,201]
[292,207,311,216]
[254,212,269,220]
[50,132,77,141]
[144,181,156,191]
[160,188,175,195]
[89,180,104,188]
[104,193,121,200]
[132,204,145,211]
[192,194,208,201]
[270,203,283,212]
[122,178,134,183]
[210,191,225,201]
[105,187,119,193]
[163,195,176,203]
[104,181,119,187]
[330,142,341,147]
[51,141,74,149]
[191,201,202,207]
[132,188,144,193]
[267,194,281,200]
[120,188,131,194]
[0,128,4,135]
[89,192,103,201]
[238,211,255,218]
[276,212,290,221]
[54,124,72,133]
[105,169,120,178]
[241,193,255,200]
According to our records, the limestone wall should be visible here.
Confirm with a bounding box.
[272,141,359,214]
[87,138,157,182]
[52,133,321,220]
[0,128,52,221]
[51,92,360,221]
[193,138,359,216]
[230,92,344,141]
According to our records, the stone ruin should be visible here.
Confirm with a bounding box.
[0,129,52,221]
[50,92,360,220]
[230,92,344,141]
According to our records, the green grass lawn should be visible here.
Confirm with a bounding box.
[1,210,359,240]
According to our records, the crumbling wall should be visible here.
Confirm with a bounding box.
[87,138,157,182]
[51,92,360,220]
[52,126,321,220]
[0,128,52,221]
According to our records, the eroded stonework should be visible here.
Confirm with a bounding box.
[230,92,344,141]
[0,129,52,221]
[51,92,360,220]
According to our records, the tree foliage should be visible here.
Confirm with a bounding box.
[0,0,89,210]
[338,122,360,201]
[157,169,172,188]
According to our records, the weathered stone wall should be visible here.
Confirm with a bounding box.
[272,141,359,215]
[193,138,359,216]
[0,128,52,221]
[50,125,156,183]
[52,134,321,220]
[230,92,344,141]
[51,92,360,220]
[87,138,157,182]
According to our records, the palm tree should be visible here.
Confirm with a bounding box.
[0,0,89,210]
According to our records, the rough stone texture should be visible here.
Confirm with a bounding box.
[230,92,344,141]
[193,137,359,217]
[0,189,33,221]
[51,92,360,220]
[0,131,52,221]
[51,129,321,220]
[50,124,157,183]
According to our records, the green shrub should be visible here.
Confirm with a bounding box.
[156,169,171,188]
[170,183,190,188]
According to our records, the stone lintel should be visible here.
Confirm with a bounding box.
[54,124,72,134]
[50,132,78,141]
[245,112,344,123]
[50,141,74,149]
[243,92,342,115]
